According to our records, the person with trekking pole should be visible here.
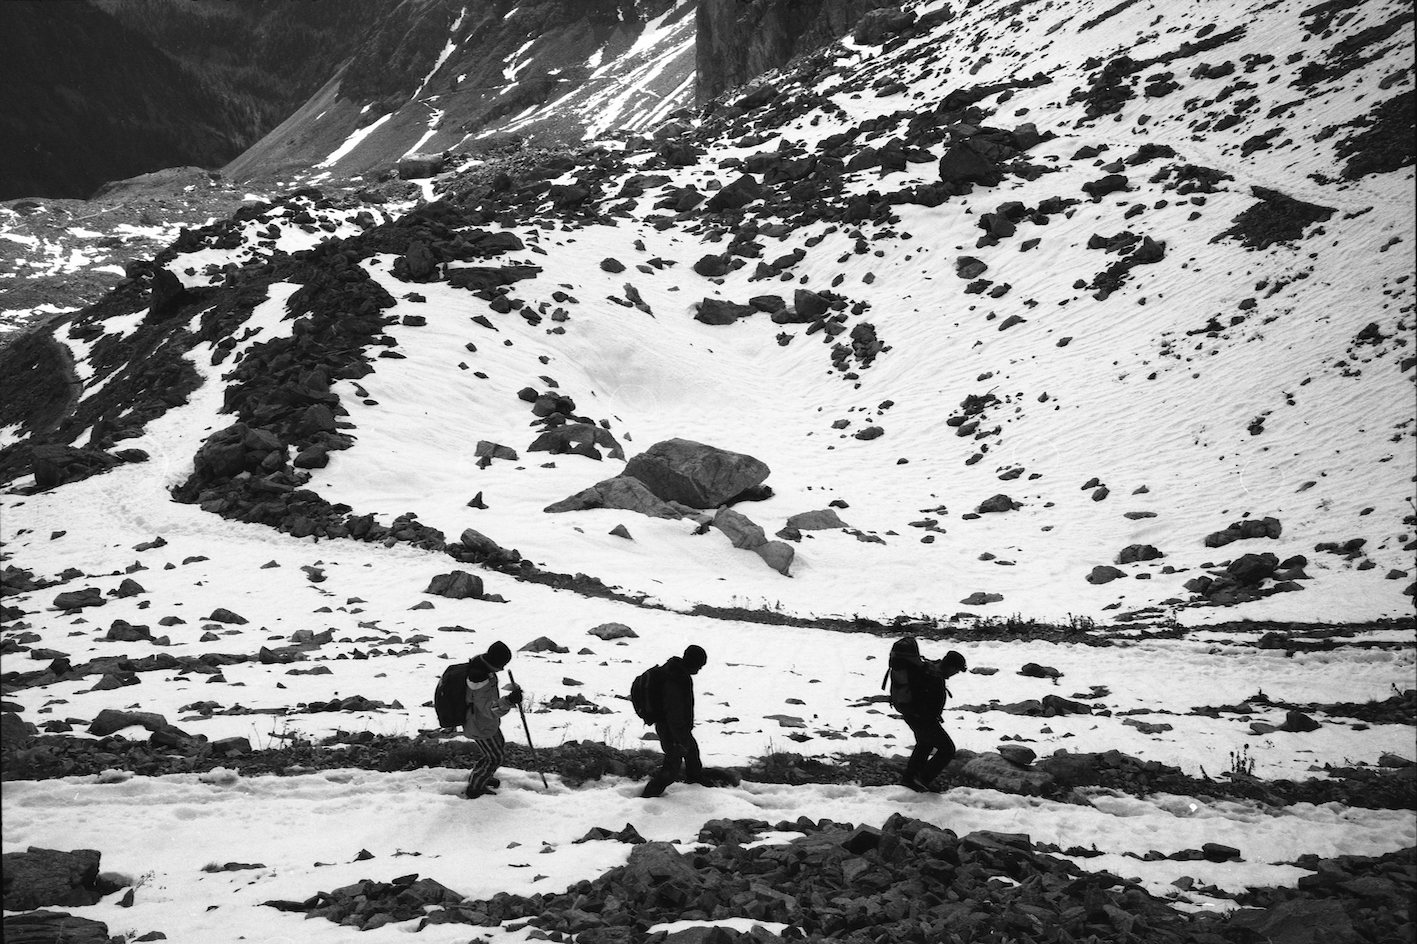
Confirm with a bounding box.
[884,637,967,792]
[460,641,522,799]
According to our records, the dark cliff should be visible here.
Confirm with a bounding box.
[695,0,897,103]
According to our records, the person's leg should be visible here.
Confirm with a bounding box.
[466,732,505,797]
[682,733,703,784]
[642,724,684,797]
[902,717,932,789]
[921,722,956,785]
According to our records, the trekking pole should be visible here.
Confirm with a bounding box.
[507,669,548,788]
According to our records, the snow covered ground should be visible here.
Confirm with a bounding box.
[2,0,1414,940]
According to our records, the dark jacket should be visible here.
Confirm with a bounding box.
[657,656,696,741]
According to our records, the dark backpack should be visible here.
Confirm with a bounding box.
[630,664,665,725]
[434,662,470,728]
[883,639,951,718]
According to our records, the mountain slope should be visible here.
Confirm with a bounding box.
[1,0,1413,628]
[224,0,698,184]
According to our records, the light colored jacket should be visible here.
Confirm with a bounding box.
[462,670,513,739]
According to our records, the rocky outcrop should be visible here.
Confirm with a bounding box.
[1,848,120,911]
[1,911,123,944]
[696,0,899,103]
[623,439,770,509]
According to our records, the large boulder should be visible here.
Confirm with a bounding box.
[88,709,170,736]
[961,753,1056,795]
[1,911,119,944]
[1,848,114,910]
[623,440,770,509]
[425,571,483,600]
[694,298,755,325]
[398,153,445,179]
[544,476,683,518]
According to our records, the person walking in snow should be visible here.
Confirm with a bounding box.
[641,645,708,798]
[462,641,522,799]
[884,637,966,792]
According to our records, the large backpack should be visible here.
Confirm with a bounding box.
[629,664,665,725]
[883,638,949,718]
[434,662,470,728]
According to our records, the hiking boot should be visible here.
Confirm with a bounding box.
[900,775,931,793]
[465,783,498,799]
[487,778,500,789]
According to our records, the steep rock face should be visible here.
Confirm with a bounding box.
[695,0,896,102]
[226,0,696,183]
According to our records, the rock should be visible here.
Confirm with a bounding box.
[1,711,37,749]
[474,441,518,461]
[398,153,445,179]
[1224,899,1354,944]
[113,578,144,598]
[997,745,1037,767]
[938,140,1002,187]
[528,423,624,461]
[1227,552,1279,585]
[609,524,632,540]
[589,623,637,640]
[1018,663,1061,679]
[705,174,763,211]
[1086,565,1125,585]
[211,736,252,756]
[53,589,105,610]
[962,753,1056,794]
[785,509,848,530]
[1280,710,1320,733]
[975,494,1019,514]
[960,591,1004,605]
[692,253,731,277]
[1,848,114,910]
[545,476,683,518]
[623,440,770,509]
[600,257,626,273]
[425,571,483,600]
[1202,842,1242,862]
[206,608,248,625]
[712,507,767,549]
[1,910,119,944]
[1116,544,1163,564]
[88,709,170,736]
[521,636,569,654]
[853,6,915,43]
[793,288,830,318]
[754,541,795,576]
[694,298,755,325]
[1083,174,1129,197]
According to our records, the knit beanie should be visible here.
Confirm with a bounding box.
[484,641,512,669]
[683,645,707,671]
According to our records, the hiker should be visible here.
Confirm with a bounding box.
[641,645,708,798]
[885,637,966,792]
[462,641,522,799]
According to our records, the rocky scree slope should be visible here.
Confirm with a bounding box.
[224,0,698,184]
[0,0,1413,623]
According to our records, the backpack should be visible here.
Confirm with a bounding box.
[883,638,950,718]
[630,664,665,725]
[434,662,470,728]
